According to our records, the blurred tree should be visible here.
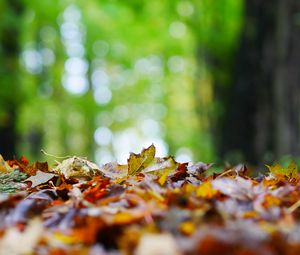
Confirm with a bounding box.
[190,0,243,163]
[0,0,24,159]
[220,0,300,164]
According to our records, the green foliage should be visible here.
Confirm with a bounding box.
[1,0,243,163]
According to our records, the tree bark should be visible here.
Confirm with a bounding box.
[220,0,300,164]
[274,0,300,158]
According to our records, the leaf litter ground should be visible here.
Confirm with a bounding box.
[0,145,300,255]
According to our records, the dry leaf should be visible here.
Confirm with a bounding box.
[0,155,14,173]
[24,170,56,187]
[51,156,102,179]
[128,144,156,175]
[196,181,218,199]
[101,162,128,178]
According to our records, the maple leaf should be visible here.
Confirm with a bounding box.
[128,144,156,175]
[127,145,179,179]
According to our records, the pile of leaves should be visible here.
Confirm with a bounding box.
[1,145,300,255]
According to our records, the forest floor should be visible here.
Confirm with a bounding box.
[0,145,300,255]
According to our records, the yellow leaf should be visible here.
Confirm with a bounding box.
[114,212,135,224]
[242,211,258,219]
[128,145,156,175]
[147,189,165,202]
[179,221,196,235]
[53,232,77,244]
[183,183,196,194]
[158,171,169,185]
[266,163,282,175]
[287,160,298,179]
[143,157,178,177]
[266,160,298,179]
[196,181,218,199]
[0,155,14,173]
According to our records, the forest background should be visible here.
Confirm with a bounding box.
[0,0,299,167]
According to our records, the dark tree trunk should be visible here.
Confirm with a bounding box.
[274,0,300,158]
[0,0,24,159]
[219,0,300,164]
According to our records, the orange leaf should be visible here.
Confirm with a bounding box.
[263,194,281,208]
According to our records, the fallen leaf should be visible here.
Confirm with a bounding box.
[187,162,213,178]
[196,181,218,199]
[20,156,29,166]
[263,194,281,208]
[0,155,15,173]
[212,176,257,200]
[128,144,156,175]
[158,171,169,185]
[287,160,298,179]
[101,162,128,178]
[143,156,178,177]
[83,177,110,203]
[179,221,196,235]
[24,170,56,187]
[266,160,298,179]
[1,145,300,254]
[51,156,102,179]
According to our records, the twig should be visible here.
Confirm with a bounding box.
[287,200,300,214]
[217,169,234,178]
[40,149,70,159]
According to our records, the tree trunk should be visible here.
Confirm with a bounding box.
[0,0,24,159]
[274,0,300,158]
[220,0,300,164]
